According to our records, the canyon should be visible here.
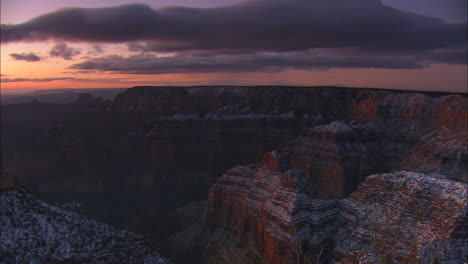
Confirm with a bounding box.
[1,86,466,263]
[0,169,170,264]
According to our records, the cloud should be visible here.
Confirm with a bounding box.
[1,0,465,55]
[9,52,42,62]
[87,44,104,55]
[421,48,468,64]
[50,43,81,60]
[2,0,465,75]
[0,77,123,83]
[70,51,426,75]
[71,45,468,75]
[127,42,146,52]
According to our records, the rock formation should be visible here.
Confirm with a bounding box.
[205,89,467,264]
[0,186,170,264]
[206,150,467,263]
[337,172,467,264]
[1,86,466,263]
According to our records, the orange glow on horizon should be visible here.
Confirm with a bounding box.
[1,42,467,93]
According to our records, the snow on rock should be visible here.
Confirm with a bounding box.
[206,117,467,264]
[336,172,467,264]
[0,188,171,264]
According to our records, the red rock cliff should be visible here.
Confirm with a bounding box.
[206,91,467,264]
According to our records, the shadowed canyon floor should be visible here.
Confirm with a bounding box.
[1,86,467,263]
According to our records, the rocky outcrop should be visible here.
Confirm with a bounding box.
[206,156,467,264]
[400,127,467,183]
[205,88,467,264]
[337,172,467,264]
[1,86,466,263]
[0,187,170,264]
[280,121,371,198]
[205,160,340,264]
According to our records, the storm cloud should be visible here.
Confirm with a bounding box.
[87,44,105,55]
[2,0,466,75]
[1,0,466,54]
[49,43,81,60]
[70,51,428,75]
[9,52,42,62]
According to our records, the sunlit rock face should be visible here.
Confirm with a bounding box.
[0,187,171,264]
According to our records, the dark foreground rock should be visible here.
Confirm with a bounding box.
[0,187,170,264]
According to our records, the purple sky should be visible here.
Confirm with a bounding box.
[1,0,466,92]
[2,0,466,24]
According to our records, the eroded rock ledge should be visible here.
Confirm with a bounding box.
[206,118,467,264]
[0,187,171,264]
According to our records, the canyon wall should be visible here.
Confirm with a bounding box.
[337,172,466,264]
[205,89,467,263]
[1,86,466,261]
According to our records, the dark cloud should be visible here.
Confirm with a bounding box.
[87,44,104,55]
[421,48,468,64]
[1,0,465,55]
[9,52,42,62]
[0,77,122,83]
[71,45,468,75]
[70,51,425,75]
[50,43,81,60]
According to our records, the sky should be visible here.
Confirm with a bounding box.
[1,0,467,93]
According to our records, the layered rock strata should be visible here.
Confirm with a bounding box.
[337,172,467,264]
[2,86,466,256]
[206,93,467,264]
[206,152,467,263]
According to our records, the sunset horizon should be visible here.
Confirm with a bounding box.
[1,0,467,93]
[1,1,468,263]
